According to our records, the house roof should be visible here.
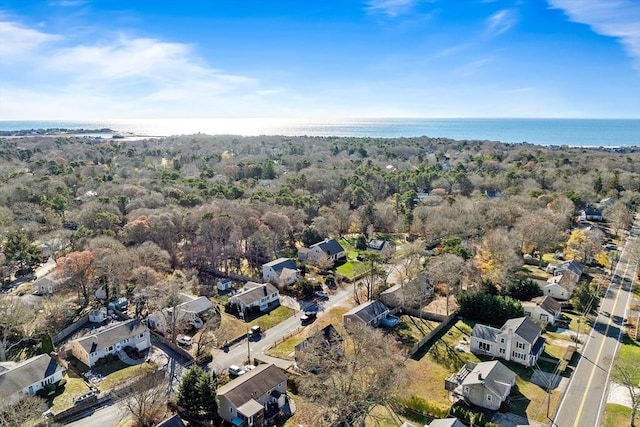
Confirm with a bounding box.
[295,324,342,353]
[217,363,287,408]
[500,317,541,345]
[0,354,65,399]
[237,399,263,417]
[471,324,499,342]
[177,294,213,314]
[34,277,57,288]
[230,283,279,306]
[263,258,298,273]
[74,319,148,355]
[557,260,583,277]
[343,300,389,324]
[156,415,186,427]
[532,295,561,314]
[367,239,391,251]
[428,418,466,427]
[310,238,344,256]
[532,336,546,356]
[461,360,516,399]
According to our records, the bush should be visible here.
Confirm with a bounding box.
[396,395,449,419]
[198,350,213,364]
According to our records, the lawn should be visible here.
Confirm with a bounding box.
[336,260,371,280]
[265,306,350,360]
[602,403,633,427]
[94,360,157,392]
[50,371,91,413]
[251,305,295,331]
[395,315,440,346]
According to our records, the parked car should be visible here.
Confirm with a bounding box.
[176,334,193,347]
[249,325,261,337]
[301,311,317,324]
[228,365,246,377]
[314,290,329,299]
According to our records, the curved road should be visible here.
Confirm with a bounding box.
[553,217,639,427]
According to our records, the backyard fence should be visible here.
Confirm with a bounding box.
[53,315,89,345]
[408,312,458,355]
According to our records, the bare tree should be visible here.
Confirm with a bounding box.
[427,254,465,316]
[298,323,406,426]
[119,370,167,427]
[611,351,640,426]
[0,296,35,361]
[0,395,46,427]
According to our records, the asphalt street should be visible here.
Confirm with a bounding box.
[553,217,639,427]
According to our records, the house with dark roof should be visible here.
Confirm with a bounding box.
[343,300,390,328]
[445,360,516,410]
[427,418,467,427]
[294,324,343,372]
[578,207,603,222]
[470,317,545,367]
[542,274,575,301]
[147,293,213,333]
[298,238,345,265]
[69,319,150,368]
[262,258,300,286]
[523,296,562,325]
[217,363,288,427]
[229,282,280,319]
[367,239,394,253]
[0,354,66,406]
[156,414,186,427]
[553,260,583,284]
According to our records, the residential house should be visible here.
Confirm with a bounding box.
[578,207,603,222]
[156,414,186,427]
[445,360,516,411]
[541,274,574,301]
[218,278,233,292]
[553,260,583,284]
[89,307,108,323]
[470,317,545,367]
[0,354,66,406]
[298,238,345,265]
[343,300,390,328]
[294,324,343,371]
[69,319,150,368]
[34,277,58,295]
[147,293,213,333]
[367,239,394,253]
[484,189,503,199]
[229,282,280,319]
[217,363,288,427]
[262,258,300,286]
[523,296,562,325]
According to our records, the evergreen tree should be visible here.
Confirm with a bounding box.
[176,366,218,421]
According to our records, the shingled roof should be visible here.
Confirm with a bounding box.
[74,319,148,354]
[217,363,287,407]
[500,317,541,345]
[310,238,344,256]
[460,360,515,399]
[0,354,65,400]
[343,300,389,324]
[230,282,279,306]
[263,258,298,273]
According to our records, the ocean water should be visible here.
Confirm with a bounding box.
[0,118,639,147]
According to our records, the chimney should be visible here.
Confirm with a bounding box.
[478,373,483,380]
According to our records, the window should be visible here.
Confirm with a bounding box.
[478,342,491,351]
[140,333,144,338]
[541,314,548,322]
[512,351,524,359]
[487,394,492,401]
[463,386,470,394]
[108,346,113,352]
[516,341,526,350]
[499,348,505,354]
[500,338,505,344]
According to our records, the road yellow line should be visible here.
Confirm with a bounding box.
[572,267,626,427]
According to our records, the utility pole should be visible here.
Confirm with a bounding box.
[246,328,251,365]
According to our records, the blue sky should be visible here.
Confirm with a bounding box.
[0,0,639,119]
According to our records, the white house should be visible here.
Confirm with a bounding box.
[217,363,288,427]
[229,282,280,319]
[147,293,213,333]
[34,277,59,295]
[445,360,516,411]
[298,238,345,265]
[542,274,574,301]
[0,354,66,406]
[523,296,562,325]
[470,317,545,367]
[262,258,300,286]
[69,319,150,368]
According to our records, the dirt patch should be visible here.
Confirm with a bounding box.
[425,295,458,316]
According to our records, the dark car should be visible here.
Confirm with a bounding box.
[301,311,317,324]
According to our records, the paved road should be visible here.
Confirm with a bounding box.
[553,217,639,427]
[207,284,354,373]
[63,401,124,427]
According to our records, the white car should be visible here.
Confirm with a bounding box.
[228,365,246,376]
[176,334,193,347]
[314,290,329,299]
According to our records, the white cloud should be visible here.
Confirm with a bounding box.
[548,0,640,66]
[485,9,516,37]
[366,0,419,17]
[0,20,60,57]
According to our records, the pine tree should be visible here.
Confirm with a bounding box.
[176,366,218,421]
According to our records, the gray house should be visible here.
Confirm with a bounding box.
[470,316,545,367]
[217,363,288,427]
[446,360,516,411]
[147,293,213,333]
[0,354,66,406]
[523,296,562,325]
[229,282,280,319]
[343,300,390,328]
